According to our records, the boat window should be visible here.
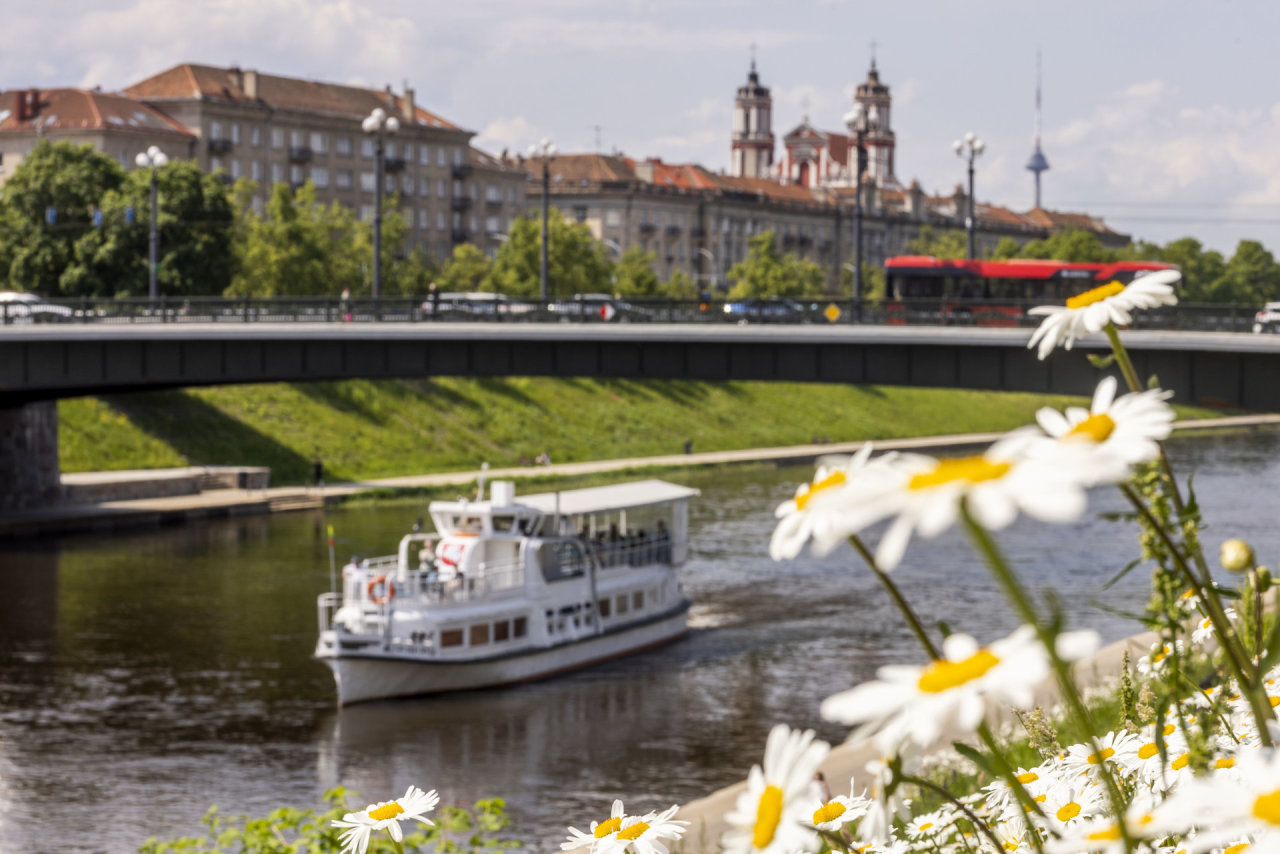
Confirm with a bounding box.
[633,590,644,610]
[513,616,527,637]
[470,624,490,645]
[538,540,587,582]
[491,515,517,533]
[494,620,510,642]
[617,594,629,615]
[440,628,464,648]
[598,597,611,618]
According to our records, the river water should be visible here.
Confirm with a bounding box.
[2,430,1279,854]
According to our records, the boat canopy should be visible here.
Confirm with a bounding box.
[514,480,699,516]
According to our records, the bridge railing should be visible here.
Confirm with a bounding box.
[0,295,1266,333]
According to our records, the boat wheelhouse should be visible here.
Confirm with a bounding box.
[315,478,699,705]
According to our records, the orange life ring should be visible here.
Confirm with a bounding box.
[367,574,394,605]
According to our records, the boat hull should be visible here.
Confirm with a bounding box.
[320,602,690,705]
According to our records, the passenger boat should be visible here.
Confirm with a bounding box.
[314,478,699,705]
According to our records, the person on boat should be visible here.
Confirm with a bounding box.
[607,524,621,567]
[654,520,671,564]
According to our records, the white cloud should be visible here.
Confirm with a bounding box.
[474,116,543,155]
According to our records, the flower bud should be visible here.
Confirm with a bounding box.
[1258,566,1273,593]
[1220,539,1256,573]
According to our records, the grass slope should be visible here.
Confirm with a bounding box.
[58,378,1223,485]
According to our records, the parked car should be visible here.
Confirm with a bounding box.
[0,291,74,324]
[722,298,811,324]
[1253,302,1280,333]
[422,292,513,317]
[548,293,650,323]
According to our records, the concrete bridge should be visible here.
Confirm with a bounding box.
[2,322,1277,508]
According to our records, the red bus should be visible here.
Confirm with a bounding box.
[882,256,1179,325]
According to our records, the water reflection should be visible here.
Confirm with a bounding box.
[0,430,1278,852]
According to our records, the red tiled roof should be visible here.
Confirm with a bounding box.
[522,153,637,186]
[1025,207,1119,235]
[0,88,193,137]
[124,63,460,130]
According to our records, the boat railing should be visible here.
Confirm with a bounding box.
[391,558,526,605]
[581,534,674,569]
[317,591,341,634]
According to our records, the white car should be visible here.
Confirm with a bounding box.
[1253,302,1280,334]
[0,291,74,323]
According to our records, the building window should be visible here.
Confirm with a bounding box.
[437,178,446,198]
[230,159,242,179]
[402,175,413,194]
[335,136,352,156]
[360,205,374,222]
[231,124,241,144]
[336,169,352,189]
[418,209,428,229]
[360,172,375,192]
[311,167,329,188]
[210,156,223,171]
[251,126,261,147]
[419,145,430,165]
[486,186,500,202]
[469,215,477,232]
[486,215,500,233]
[290,164,303,183]
[361,139,374,158]
[310,132,326,153]
[469,183,477,200]
[437,211,445,230]
[385,141,396,159]
[507,187,515,203]
[251,196,263,214]
[290,129,303,147]
[210,121,223,140]
[271,163,283,183]
[401,143,413,162]
[453,148,464,166]
[572,206,587,223]
[437,147,446,166]
[250,161,261,181]
[271,128,283,149]
[605,209,622,227]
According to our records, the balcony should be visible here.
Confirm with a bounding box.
[691,225,706,238]
[384,156,407,173]
[781,233,798,247]
[451,163,473,180]
[216,173,235,185]
[665,224,682,237]
[485,195,504,207]
[451,196,473,212]
[638,223,657,236]
[451,227,469,243]
[288,146,313,164]
[207,138,233,155]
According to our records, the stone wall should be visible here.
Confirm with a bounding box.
[0,402,61,510]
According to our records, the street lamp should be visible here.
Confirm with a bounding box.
[362,107,400,299]
[135,145,168,302]
[953,131,985,260]
[528,138,556,301]
[843,103,872,320]
[697,247,717,292]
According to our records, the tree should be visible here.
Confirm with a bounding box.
[902,225,967,260]
[724,231,826,299]
[1154,237,1226,302]
[438,243,491,292]
[991,237,1022,260]
[1215,240,1280,305]
[612,246,661,297]
[1019,228,1115,263]
[68,159,236,297]
[0,140,126,295]
[659,269,698,299]
[487,210,613,297]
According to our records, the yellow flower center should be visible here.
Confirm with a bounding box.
[1164,723,1176,736]
[1152,645,1170,663]
[618,822,649,841]
[1016,771,1039,784]
[369,802,404,822]
[753,785,784,849]
[1087,747,1115,765]
[1066,281,1125,309]
[1003,840,1019,852]
[594,817,622,838]
[1215,757,1236,770]
[1034,794,1047,803]
[909,456,1011,491]
[1270,696,1280,708]
[1086,825,1122,842]
[1253,788,1280,825]
[917,650,1000,693]
[1225,845,1250,854]
[1138,743,1158,760]
[919,822,934,831]
[813,802,847,825]
[1057,802,1081,822]
[1171,753,1189,770]
[1064,413,1116,443]
[795,471,846,511]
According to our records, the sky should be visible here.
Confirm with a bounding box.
[7,0,1280,255]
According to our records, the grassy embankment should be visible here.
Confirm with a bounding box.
[58,378,1226,485]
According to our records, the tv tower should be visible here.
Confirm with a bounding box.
[1026,50,1050,209]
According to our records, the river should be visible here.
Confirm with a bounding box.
[2,430,1278,853]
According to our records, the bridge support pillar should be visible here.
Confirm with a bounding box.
[0,402,61,510]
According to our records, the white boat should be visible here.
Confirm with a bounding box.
[315,478,699,705]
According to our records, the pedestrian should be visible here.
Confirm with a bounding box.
[428,282,440,316]
[340,287,352,322]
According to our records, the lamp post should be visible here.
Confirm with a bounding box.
[362,107,400,299]
[697,247,717,292]
[135,145,168,303]
[528,138,556,301]
[843,103,871,320]
[953,132,985,260]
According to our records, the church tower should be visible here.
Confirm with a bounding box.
[730,56,774,178]
[851,59,898,188]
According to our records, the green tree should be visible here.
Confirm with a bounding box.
[659,269,698,299]
[1214,240,1280,305]
[438,243,491,292]
[613,246,661,297]
[487,210,613,297]
[840,261,886,300]
[902,225,967,260]
[991,237,1022,260]
[0,140,126,295]
[69,158,236,297]
[1019,228,1115,263]
[1153,237,1226,302]
[724,231,826,299]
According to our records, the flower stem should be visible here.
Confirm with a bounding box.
[898,771,1003,853]
[960,502,1137,853]
[974,722,1049,854]
[849,535,941,659]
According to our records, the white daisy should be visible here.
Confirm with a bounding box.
[820,626,1097,752]
[1060,730,1143,779]
[982,762,1061,822]
[844,436,1091,571]
[769,443,889,560]
[1026,269,1180,360]
[612,806,689,854]
[1041,778,1107,832]
[811,784,870,832]
[1193,608,1239,647]
[332,785,439,854]
[1043,807,1158,854]
[1137,640,1185,677]
[722,724,830,854]
[563,799,629,853]
[1149,747,1280,850]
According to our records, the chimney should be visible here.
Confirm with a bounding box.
[634,160,655,183]
[908,180,925,219]
[402,87,414,123]
[16,89,39,122]
[243,69,258,100]
[384,84,395,110]
[229,65,242,92]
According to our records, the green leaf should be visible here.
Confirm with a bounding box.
[1101,557,1143,591]
[1087,353,1116,369]
[952,742,995,776]
[1147,373,1162,390]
